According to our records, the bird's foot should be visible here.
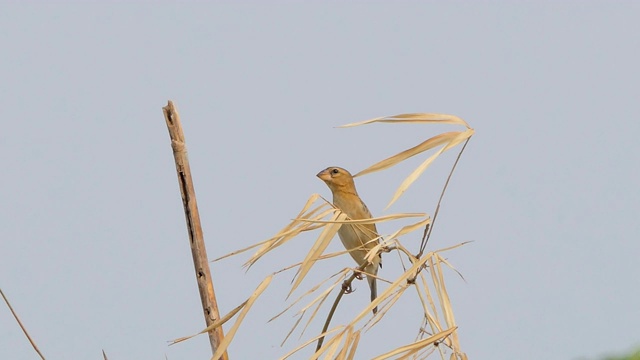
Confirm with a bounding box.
[341,281,354,294]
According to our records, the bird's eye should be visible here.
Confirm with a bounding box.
[331,168,340,174]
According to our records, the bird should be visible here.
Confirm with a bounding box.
[316,166,381,313]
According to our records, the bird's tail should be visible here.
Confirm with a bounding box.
[368,275,378,314]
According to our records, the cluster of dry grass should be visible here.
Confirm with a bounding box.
[2,109,473,360]
[173,113,474,360]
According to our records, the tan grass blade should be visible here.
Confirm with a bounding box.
[288,212,347,298]
[415,272,443,335]
[364,242,385,266]
[425,256,454,350]
[244,206,336,268]
[322,328,346,360]
[354,131,460,178]
[293,193,326,219]
[427,257,444,324]
[276,272,351,345]
[247,207,333,260]
[365,286,406,330]
[170,276,271,346]
[270,269,349,323]
[338,113,470,128]
[212,207,332,264]
[386,129,474,208]
[385,215,431,241]
[212,194,329,263]
[371,327,457,360]
[209,275,273,360]
[297,278,345,338]
[431,241,471,254]
[407,247,466,341]
[391,242,419,265]
[299,298,330,342]
[430,257,449,323]
[434,255,459,348]
[170,299,247,345]
[408,346,437,360]
[278,326,344,360]
[436,253,468,282]
[345,331,361,360]
[273,249,355,276]
[333,327,362,360]
[211,239,272,262]
[287,193,327,224]
[312,329,349,360]
[296,212,426,225]
[281,314,305,347]
[349,251,432,325]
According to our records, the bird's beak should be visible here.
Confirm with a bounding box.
[316,169,331,181]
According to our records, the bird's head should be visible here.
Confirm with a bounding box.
[316,167,356,193]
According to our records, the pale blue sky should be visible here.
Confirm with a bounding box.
[1,2,639,360]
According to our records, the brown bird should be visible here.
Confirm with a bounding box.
[317,166,381,313]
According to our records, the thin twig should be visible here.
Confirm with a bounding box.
[0,288,46,360]
[315,257,375,353]
[162,101,228,360]
[313,242,407,352]
[418,137,471,257]
[315,272,356,352]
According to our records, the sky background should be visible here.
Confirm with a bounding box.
[1,2,639,360]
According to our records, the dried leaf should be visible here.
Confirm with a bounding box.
[354,132,460,178]
[371,327,457,360]
[338,113,469,128]
[210,275,273,360]
[345,330,361,360]
[245,206,335,268]
[385,215,431,241]
[349,250,433,325]
[288,212,347,298]
[386,129,474,208]
[279,326,344,360]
